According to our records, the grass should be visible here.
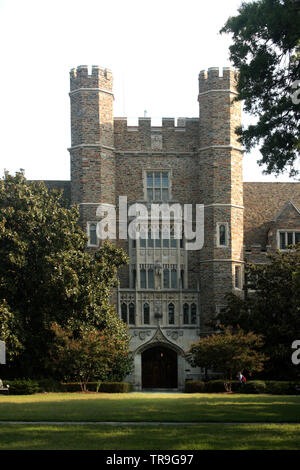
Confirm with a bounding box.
[1,393,300,450]
[0,423,300,450]
[0,392,300,423]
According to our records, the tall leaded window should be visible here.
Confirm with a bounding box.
[163,268,169,289]
[148,268,154,289]
[168,303,175,325]
[235,266,241,289]
[147,171,169,201]
[219,225,226,246]
[183,303,189,324]
[191,303,197,324]
[171,269,177,288]
[140,268,146,288]
[89,223,97,246]
[121,303,127,323]
[129,303,135,324]
[143,303,150,324]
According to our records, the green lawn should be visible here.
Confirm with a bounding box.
[1,393,300,450]
[0,392,299,423]
[0,423,299,450]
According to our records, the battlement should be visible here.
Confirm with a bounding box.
[198,67,238,94]
[70,65,113,92]
[113,117,199,130]
[113,117,199,152]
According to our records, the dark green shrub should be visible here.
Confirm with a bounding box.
[242,380,267,394]
[60,382,100,392]
[204,380,229,393]
[98,382,132,393]
[37,378,63,392]
[265,381,292,395]
[7,379,40,395]
[185,381,206,393]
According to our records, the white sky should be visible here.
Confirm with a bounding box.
[0,0,295,182]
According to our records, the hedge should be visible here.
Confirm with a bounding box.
[98,382,132,393]
[185,379,300,394]
[60,382,101,392]
[6,379,40,395]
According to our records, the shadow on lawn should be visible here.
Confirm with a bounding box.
[0,394,300,423]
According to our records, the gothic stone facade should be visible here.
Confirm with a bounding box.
[45,65,300,390]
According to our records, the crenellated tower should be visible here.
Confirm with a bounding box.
[198,67,244,327]
[69,65,115,233]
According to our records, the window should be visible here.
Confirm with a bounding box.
[131,269,136,289]
[168,303,175,325]
[191,304,197,324]
[121,303,127,323]
[217,222,228,247]
[143,303,150,324]
[234,266,241,289]
[279,231,300,249]
[171,269,177,288]
[88,223,97,246]
[180,270,185,289]
[146,171,169,201]
[183,303,189,324]
[129,303,135,324]
[140,268,146,289]
[163,268,169,289]
[148,268,154,289]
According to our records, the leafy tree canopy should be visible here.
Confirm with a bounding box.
[0,171,129,378]
[185,327,266,390]
[214,245,300,379]
[221,0,300,176]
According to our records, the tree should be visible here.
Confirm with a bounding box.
[185,327,266,391]
[221,0,300,177]
[0,171,129,377]
[50,320,133,391]
[214,245,300,379]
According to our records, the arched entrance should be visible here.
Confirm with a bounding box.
[142,345,178,389]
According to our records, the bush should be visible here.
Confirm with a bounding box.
[185,381,206,393]
[98,382,132,393]
[204,380,230,393]
[7,379,40,395]
[60,382,101,392]
[37,378,63,393]
[242,380,267,394]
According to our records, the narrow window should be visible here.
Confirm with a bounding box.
[143,303,150,324]
[148,229,154,248]
[219,224,226,246]
[129,303,135,324]
[183,303,189,324]
[180,270,185,289]
[235,266,241,289]
[295,232,300,244]
[280,232,286,249]
[148,268,154,289]
[171,268,177,288]
[89,223,97,246]
[121,303,127,323]
[163,269,169,288]
[287,232,293,246]
[168,303,175,325]
[191,303,197,324]
[140,268,146,288]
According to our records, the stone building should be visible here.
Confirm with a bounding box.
[45,65,300,390]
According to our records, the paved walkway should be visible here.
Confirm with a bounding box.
[0,421,297,426]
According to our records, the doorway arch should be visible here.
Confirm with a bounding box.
[141,345,178,389]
